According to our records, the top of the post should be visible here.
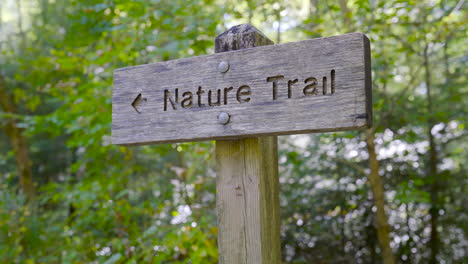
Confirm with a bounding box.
[215,24,274,53]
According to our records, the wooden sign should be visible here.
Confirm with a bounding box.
[112,32,371,146]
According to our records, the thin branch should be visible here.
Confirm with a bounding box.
[441,132,468,149]
[388,32,421,56]
[335,158,367,176]
[369,64,423,134]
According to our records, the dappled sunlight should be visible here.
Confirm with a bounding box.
[1,0,466,263]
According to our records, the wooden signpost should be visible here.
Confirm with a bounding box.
[112,24,371,264]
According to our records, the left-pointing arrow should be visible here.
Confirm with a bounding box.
[131,93,146,113]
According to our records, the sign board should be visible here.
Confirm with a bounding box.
[112,32,371,146]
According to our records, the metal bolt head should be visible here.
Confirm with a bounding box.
[218,112,230,125]
[218,61,230,73]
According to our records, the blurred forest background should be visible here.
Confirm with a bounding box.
[0,0,467,263]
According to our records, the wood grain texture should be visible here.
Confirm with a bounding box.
[112,28,372,146]
[216,137,280,264]
[215,24,280,264]
[214,24,274,52]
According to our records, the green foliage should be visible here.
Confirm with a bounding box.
[0,0,467,263]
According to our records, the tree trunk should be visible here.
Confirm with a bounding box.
[0,75,35,201]
[424,44,440,264]
[365,128,396,264]
[338,0,353,32]
[276,12,281,44]
[308,0,319,32]
[0,2,3,27]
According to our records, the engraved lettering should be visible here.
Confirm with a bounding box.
[224,87,233,105]
[181,91,193,108]
[303,77,317,96]
[196,86,205,107]
[322,77,327,95]
[161,70,336,111]
[267,75,284,100]
[288,79,298,99]
[208,89,221,106]
[237,85,251,103]
[331,69,335,94]
[164,89,179,111]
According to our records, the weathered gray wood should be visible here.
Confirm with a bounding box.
[215,24,280,264]
[214,24,274,52]
[112,29,372,146]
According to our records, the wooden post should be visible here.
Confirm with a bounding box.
[215,24,281,264]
